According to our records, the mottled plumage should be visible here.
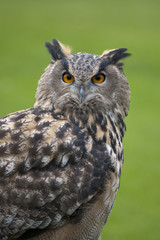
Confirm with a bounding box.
[0,39,130,240]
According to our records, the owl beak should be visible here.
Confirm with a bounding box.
[80,86,85,103]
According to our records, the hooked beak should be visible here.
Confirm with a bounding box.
[80,86,85,103]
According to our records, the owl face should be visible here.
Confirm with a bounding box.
[35,39,130,117]
[50,53,106,104]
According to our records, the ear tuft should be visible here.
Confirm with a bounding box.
[102,48,131,64]
[45,38,71,61]
[58,41,72,57]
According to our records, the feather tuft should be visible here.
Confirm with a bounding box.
[45,38,71,61]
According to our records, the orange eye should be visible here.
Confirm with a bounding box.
[62,72,74,84]
[92,73,105,84]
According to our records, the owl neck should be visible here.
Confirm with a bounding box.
[51,103,127,142]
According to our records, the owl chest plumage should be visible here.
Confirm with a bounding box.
[52,107,124,215]
[0,106,124,240]
[50,108,124,240]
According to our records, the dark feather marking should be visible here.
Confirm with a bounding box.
[0,166,5,176]
[0,129,9,139]
[103,134,106,142]
[30,158,43,168]
[80,188,90,200]
[9,143,20,155]
[112,52,131,64]
[87,126,94,137]
[11,132,21,141]
[112,140,117,154]
[29,133,43,144]
[43,145,52,155]
[58,143,72,153]
[101,118,107,131]
[77,131,86,140]
[68,114,79,125]
[71,124,82,136]
[73,139,84,147]
[90,179,101,193]
[96,112,103,124]
[124,107,128,120]
[108,115,119,139]
[68,155,76,165]
[49,180,60,191]
[118,113,126,129]
[17,229,47,240]
[108,48,131,64]
[45,38,65,61]
[98,58,111,72]
[87,123,97,139]
[94,138,103,144]
[74,149,84,160]
[95,112,107,131]
[36,121,51,131]
[109,131,116,154]
[0,177,5,185]
[30,169,41,179]
[116,62,124,70]
[11,113,26,121]
[52,111,65,120]
[118,151,123,161]
[80,115,88,125]
[61,57,69,71]
[109,130,113,141]
[34,116,41,122]
[56,123,71,138]
[14,121,23,128]
[28,146,38,158]
[17,162,27,174]
[32,108,48,116]
[120,128,124,138]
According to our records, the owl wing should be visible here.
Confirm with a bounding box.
[0,107,115,239]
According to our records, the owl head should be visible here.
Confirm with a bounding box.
[34,39,130,119]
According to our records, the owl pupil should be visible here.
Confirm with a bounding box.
[96,75,101,81]
[67,75,71,80]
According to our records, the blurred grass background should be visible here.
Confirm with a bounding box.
[0,0,160,239]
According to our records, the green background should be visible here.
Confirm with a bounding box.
[0,0,160,239]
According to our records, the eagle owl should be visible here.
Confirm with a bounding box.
[0,39,130,240]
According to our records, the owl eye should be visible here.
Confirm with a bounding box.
[92,73,105,84]
[62,72,74,84]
